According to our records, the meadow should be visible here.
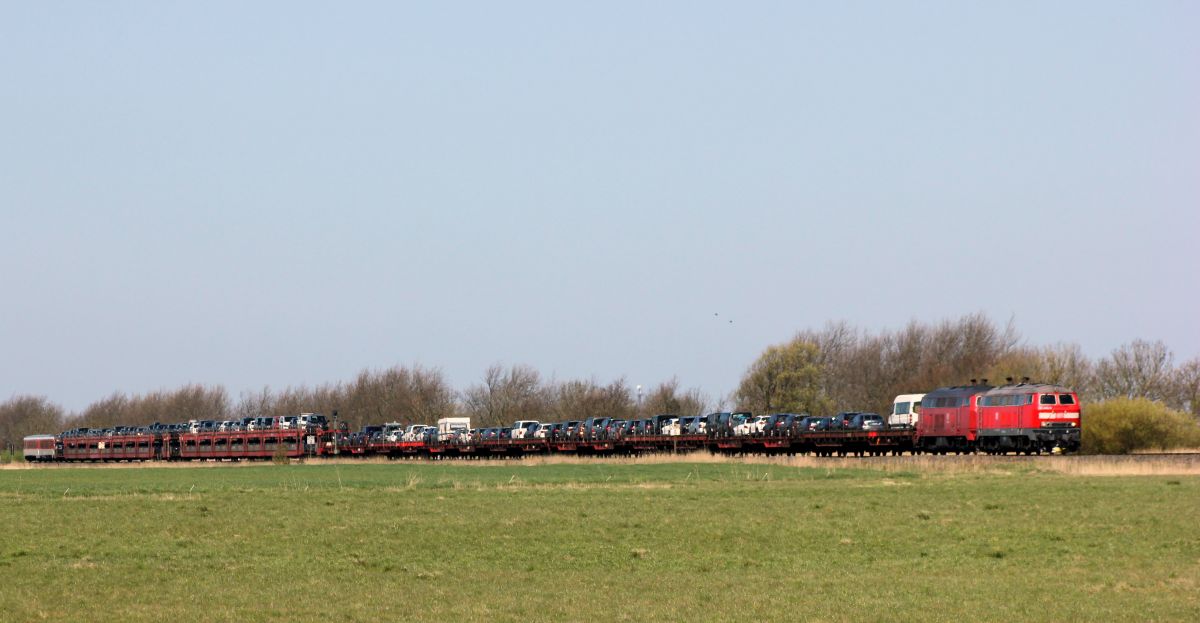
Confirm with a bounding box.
[1,456,1197,622]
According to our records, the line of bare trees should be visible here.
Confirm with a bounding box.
[3,313,1197,454]
[459,364,708,427]
[735,313,1200,418]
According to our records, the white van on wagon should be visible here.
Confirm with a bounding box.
[510,420,540,439]
[888,394,925,429]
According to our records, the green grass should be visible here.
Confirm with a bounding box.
[1,461,1197,622]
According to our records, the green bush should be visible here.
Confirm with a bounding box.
[1082,397,1200,454]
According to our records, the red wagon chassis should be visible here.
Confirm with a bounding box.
[173,429,326,460]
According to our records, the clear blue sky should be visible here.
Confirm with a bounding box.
[2,2,1197,411]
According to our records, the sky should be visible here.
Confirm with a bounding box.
[2,2,1197,412]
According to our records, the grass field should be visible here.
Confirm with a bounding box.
[1,457,1198,622]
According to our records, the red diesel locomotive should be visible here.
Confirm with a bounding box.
[916,380,1081,454]
[976,382,1081,454]
[913,383,992,453]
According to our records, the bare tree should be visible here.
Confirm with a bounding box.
[1094,340,1175,401]
[165,384,230,422]
[546,379,598,421]
[407,365,458,423]
[1171,358,1200,417]
[462,364,546,427]
[984,346,1047,388]
[346,365,458,426]
[836,332,890,413]
[641,378,681,415]
[235,386,277,420]
[1039,343,1095,398]
[72,392,131,429]
[640,378,708,417]
[545,377,634,422]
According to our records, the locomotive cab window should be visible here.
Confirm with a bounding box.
[1059,394,1076,405]
[1040,394,1057,405]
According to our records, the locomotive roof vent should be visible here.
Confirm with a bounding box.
[1022,376,1031,383]
[1006,377,1014,384]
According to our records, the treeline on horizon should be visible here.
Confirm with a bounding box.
[2,313,1198,454]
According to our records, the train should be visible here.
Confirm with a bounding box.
[23,380,1081,462]
[915,380,1081,454]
